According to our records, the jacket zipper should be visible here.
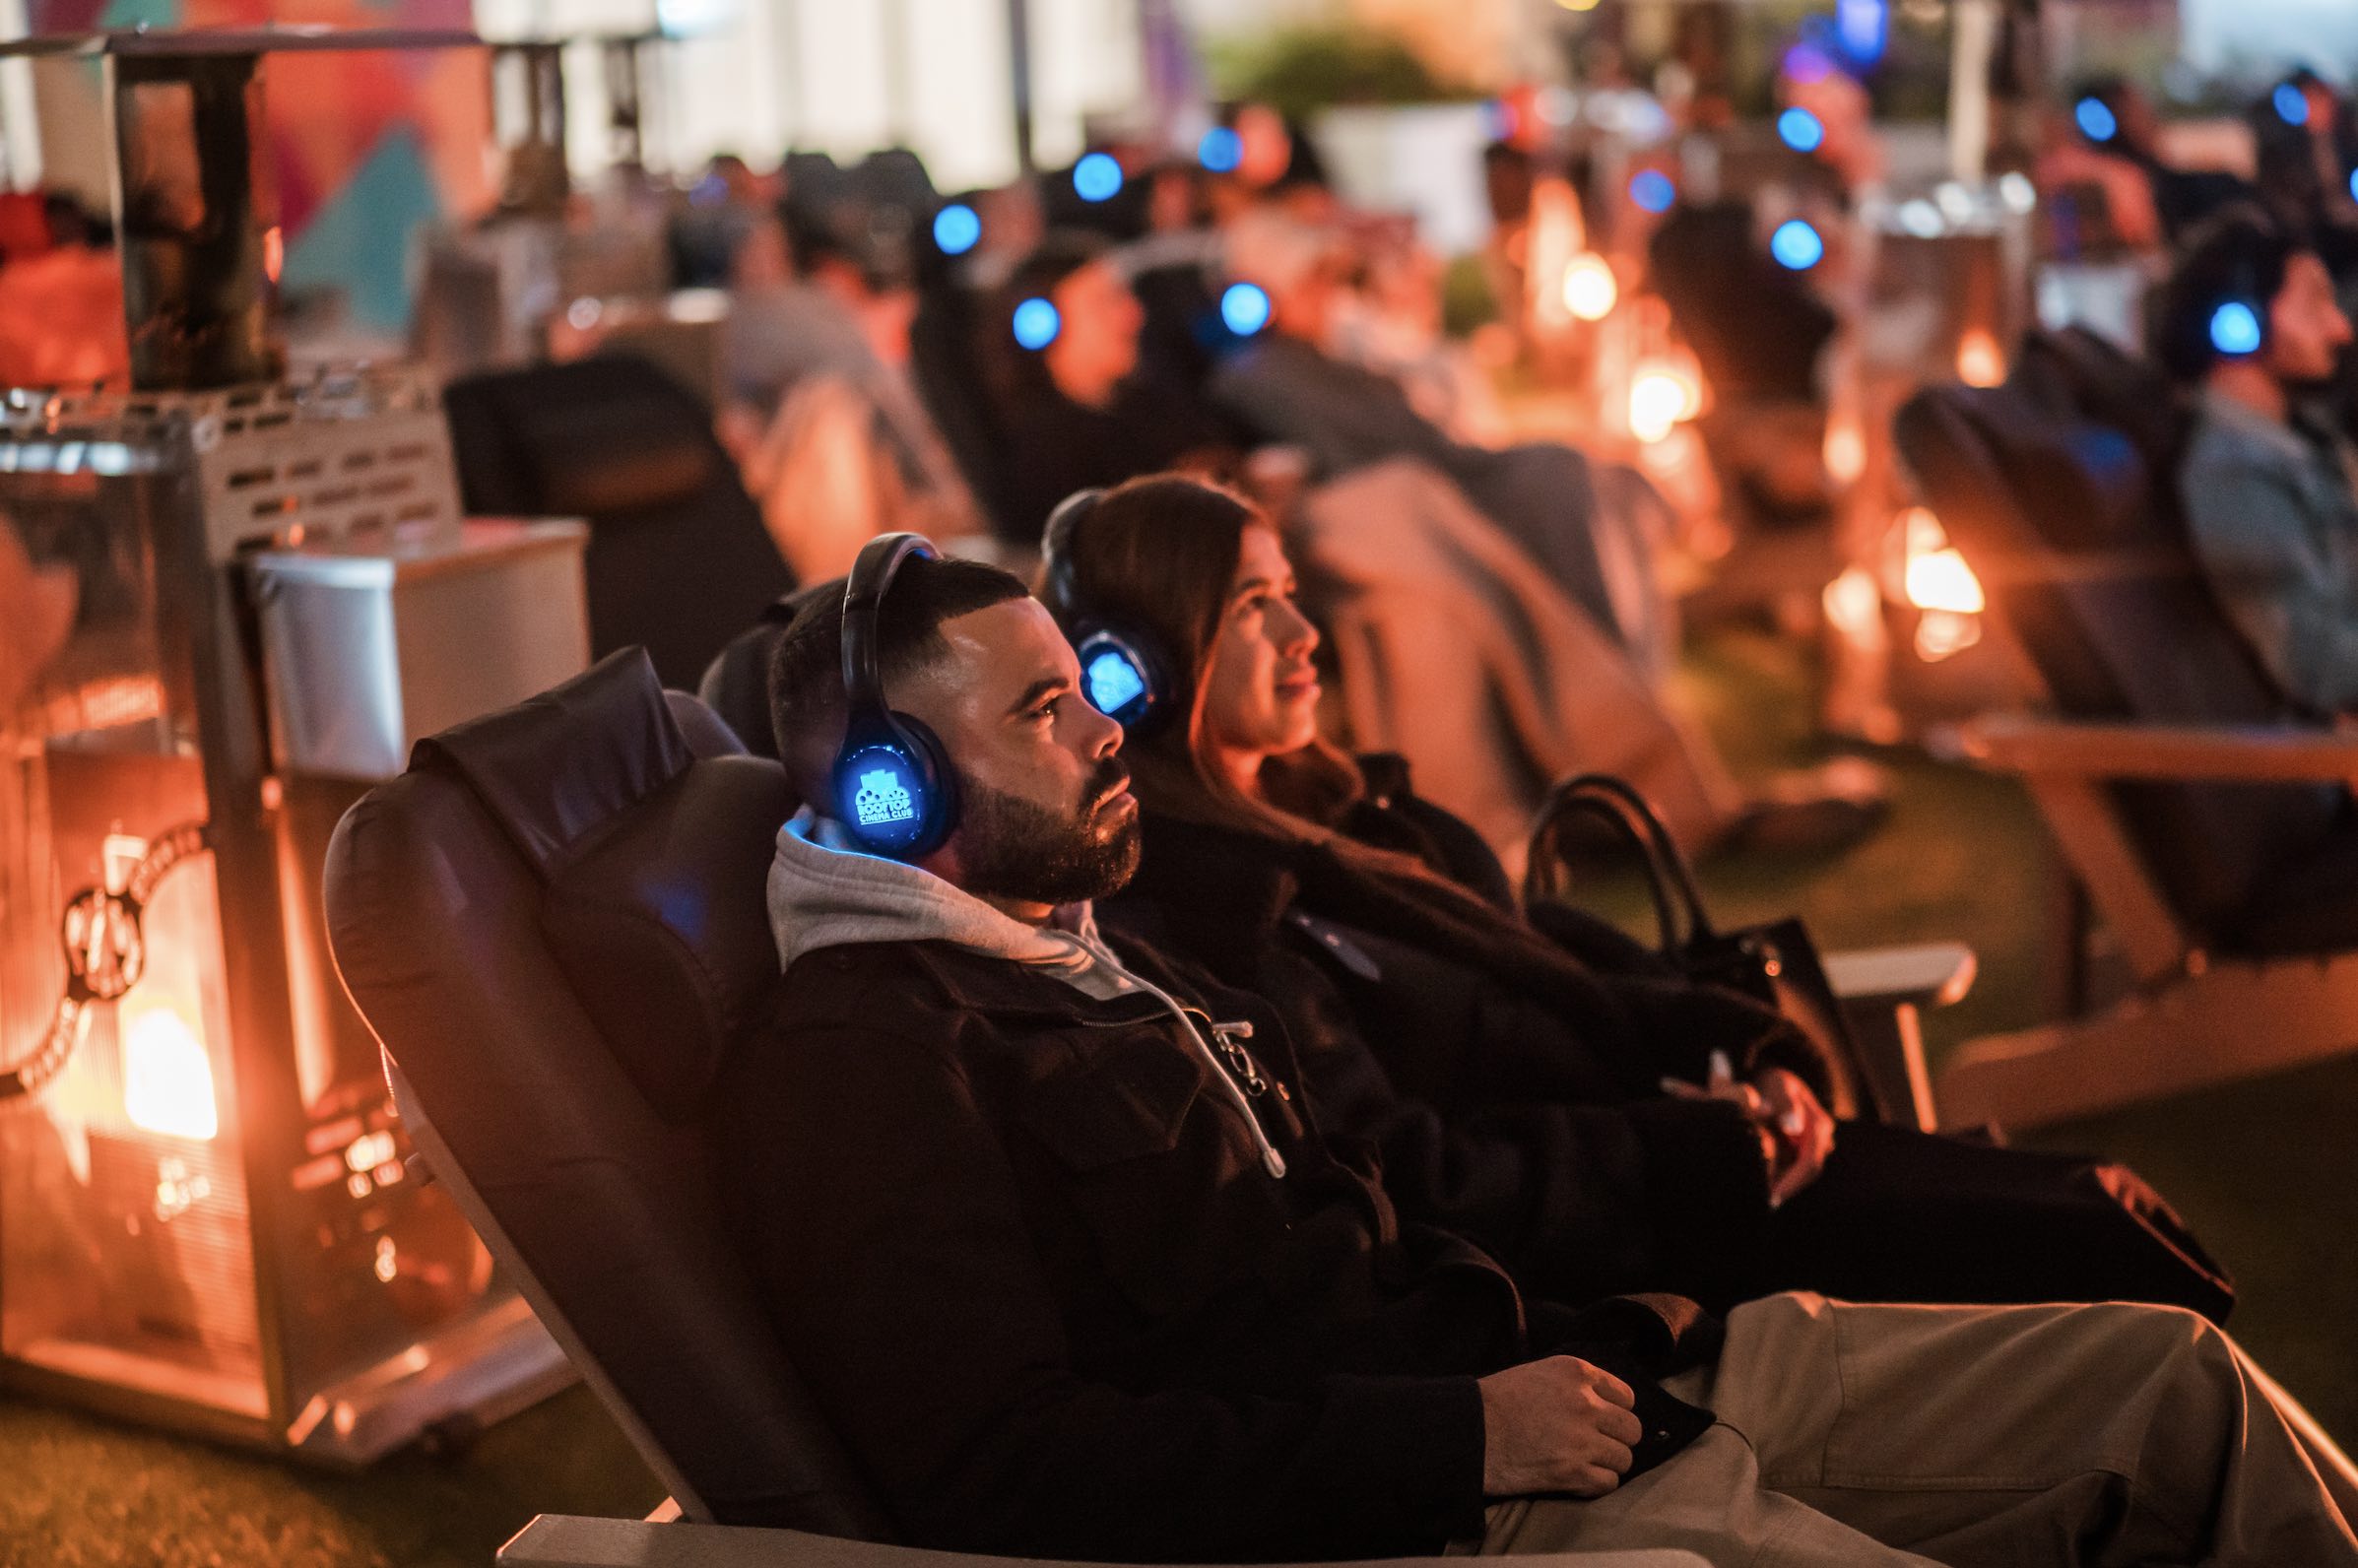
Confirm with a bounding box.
[1062,934,1288,1180]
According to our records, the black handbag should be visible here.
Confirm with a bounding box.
[1524,772,1879,1121]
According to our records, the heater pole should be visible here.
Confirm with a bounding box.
[1007,0,1035,174]
[107,49,285,392]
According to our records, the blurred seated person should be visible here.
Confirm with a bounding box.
[725,217,984,574]
[1049,476,2235,1321]
[2047,76,2253,247]
[720,538,2357,1564]
[1327,213,1508,444]
[1210,206,1633,642]
[997,231,1241,544]
[672,153,779,289]
[2159,207,2358,714]
[2037,78,2167,254]
[2252,70,2358,235]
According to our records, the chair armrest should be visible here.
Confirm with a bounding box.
[1961,715,2358,783]
[497,1517,1712,1568]
[1822,944,1974,1133]
[1824,943,1977,1013]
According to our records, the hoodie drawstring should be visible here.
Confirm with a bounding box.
[1067,934,1287,1181]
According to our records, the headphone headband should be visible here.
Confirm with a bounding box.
[1040,488,1106,620]
[1035,488,1182,736]
[842,532,940,720]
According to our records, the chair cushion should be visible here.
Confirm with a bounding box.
[418,647,695,876]
[543,753,792,1121]
[417,648,793,1120]
[513,390,720,517]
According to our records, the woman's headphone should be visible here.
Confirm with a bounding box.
[2207,262,2268,359]
[833,532,960,858]
[1040,489,1183,737]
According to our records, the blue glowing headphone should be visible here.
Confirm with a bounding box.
[1040,489,1182,737]
[833,533,960,858]
[2206,254,2268,360]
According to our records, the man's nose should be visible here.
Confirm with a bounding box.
[1077,693,1124,758]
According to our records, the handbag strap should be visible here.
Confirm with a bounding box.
[1524,773,1718,952]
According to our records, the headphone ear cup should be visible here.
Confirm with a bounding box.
[1075,622,1186,738]
[887,711,960,854]
[833,714,958,859]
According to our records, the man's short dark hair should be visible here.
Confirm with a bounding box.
[2150,205,2306,383]
[765,555,1031,774]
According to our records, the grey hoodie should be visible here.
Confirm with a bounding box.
[768,809,1287,1177]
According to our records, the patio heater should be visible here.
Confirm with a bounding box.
[0,26,589,1460]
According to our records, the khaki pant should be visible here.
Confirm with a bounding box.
[1473,1293,2358,1567]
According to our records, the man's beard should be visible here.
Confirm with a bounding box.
[955,756,1142,907]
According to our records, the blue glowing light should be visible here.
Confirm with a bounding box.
[1778,107,1824,153]
[853,768,916,828]
[1085,649,1148,719]
[2275,83,2310,126]
[2074,97,2118,143]
[1199,126,1242,173]
[1013,297,1061,351]
[932,203,982,255]
[1074,152,1124,202]
[2210,300,2263,357]
[1220,282,1272,336]
[1629,170,1676,214]
[1770,219,1825,271]
[1836,0,1887,65]
[2349,168,2358,202]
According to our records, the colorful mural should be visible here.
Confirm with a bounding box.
[27,0,493,332]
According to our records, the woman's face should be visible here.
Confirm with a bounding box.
[1200,525,1322,768]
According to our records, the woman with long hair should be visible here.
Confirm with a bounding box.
[1044,472,2232,1318]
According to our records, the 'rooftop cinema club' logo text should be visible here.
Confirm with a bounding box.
[855,768,916,827]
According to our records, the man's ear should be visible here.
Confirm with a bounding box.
[784,724,839,815]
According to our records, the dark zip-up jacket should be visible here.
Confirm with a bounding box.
[709,935,1716,1563]
[1101,768,1808,1310]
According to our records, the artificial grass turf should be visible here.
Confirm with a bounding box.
[8,623,2352,1563]
[0,1381,659,1566]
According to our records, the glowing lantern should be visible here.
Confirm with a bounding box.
[121,1002,218,1142]
[1957,328,2004,388]
[1561,253,1618,321]
[1900,507,1986,615]
[1824,415,1867,485]
[1822,565,1883,639]
[1629,359,1700,443]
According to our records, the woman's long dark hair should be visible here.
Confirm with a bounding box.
[1037,473,1362,839]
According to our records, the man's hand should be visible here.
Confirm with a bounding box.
[1661,1050,1836,1208]
[1475,1355,1643,1497]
